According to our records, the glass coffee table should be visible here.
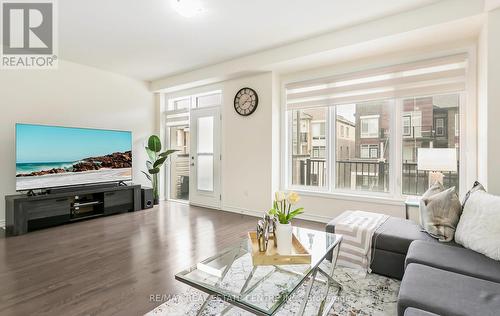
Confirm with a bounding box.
[175,227,342,315]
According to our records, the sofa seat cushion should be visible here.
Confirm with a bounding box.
[327,216,436,255]
[404,308,439,316]
[398,264,500,316]
[406,240,500,283]
[373,217,436,254]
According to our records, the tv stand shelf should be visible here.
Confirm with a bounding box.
[5,184,141,236]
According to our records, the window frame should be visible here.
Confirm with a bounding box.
[360,115,380,138]
[282,50,476,201]
[360,144,380,159]
[434,117,447,137]
[284,93,466,199]
[402,115,412,136]
[286,107,331,193]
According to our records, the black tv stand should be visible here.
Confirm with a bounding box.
[5,184,141,236]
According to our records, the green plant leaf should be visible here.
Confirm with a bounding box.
[141,171,152,182]
[287,208,304,221]
[148,135,162,153]
[145,147,156,161]
[159,149,179,158]
[148,167,160,174]
[278,212,288,224]
[153,156,167,168]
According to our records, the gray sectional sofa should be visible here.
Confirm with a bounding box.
[326,216,500,316]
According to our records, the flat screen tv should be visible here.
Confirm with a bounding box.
[16,123,132,191]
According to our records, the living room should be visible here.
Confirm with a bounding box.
[1,0,499,315]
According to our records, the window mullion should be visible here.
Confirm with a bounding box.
[330,106,336,193]
[392,99,403,199]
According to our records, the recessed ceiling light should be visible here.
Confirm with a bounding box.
[171,0,204,18]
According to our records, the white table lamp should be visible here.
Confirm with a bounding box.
[417,148,457,187]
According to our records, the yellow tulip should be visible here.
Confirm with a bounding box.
[287,192,300,205]
[275,191,286,202]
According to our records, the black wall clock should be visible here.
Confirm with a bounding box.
[234,87,258,116]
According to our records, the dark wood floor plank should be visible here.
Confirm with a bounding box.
[0,202,323,316]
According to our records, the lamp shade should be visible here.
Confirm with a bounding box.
[417,148,457,172]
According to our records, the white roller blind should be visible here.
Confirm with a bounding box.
[286,54,468,110]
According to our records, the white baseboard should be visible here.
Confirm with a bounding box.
[221,205,264,218]
[221,205,331,224]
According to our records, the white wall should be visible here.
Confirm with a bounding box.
[221,73,275,215]
[0,60,155,225]
[485,8,500,194]
[477,8,500,194]
[477,23,489,187]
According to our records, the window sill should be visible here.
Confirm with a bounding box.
[290,189,405,206]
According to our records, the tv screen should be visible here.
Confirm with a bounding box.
[16,124,132,191]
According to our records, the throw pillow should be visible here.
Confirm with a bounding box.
[420,184,462,242]
[455,185,500,261]
[461,181,485,209]
[419,182,444,225]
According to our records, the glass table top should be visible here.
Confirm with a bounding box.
[175,227,342,315]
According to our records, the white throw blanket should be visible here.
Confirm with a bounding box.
[332,211,389,273]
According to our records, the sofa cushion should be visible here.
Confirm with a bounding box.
[404,308,439,316]
[327,216,436,255]
[406,240,500,283]
[370,248,406,280]
[455,188,500,260]
[398,264,500,316]
[373,217,436,254]
[420,185,462,242]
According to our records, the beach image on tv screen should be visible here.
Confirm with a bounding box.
[16,124,132,191]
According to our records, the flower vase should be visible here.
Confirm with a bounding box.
[275,222,292,254]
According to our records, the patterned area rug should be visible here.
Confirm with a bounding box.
[146,263,400,316]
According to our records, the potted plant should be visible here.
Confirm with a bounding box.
[142,135,178,205]
[268,191,304,254]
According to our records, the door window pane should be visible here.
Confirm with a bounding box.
[290,108,327,188]
[169,125,190,200]
[197,116,214,153]
[196,93,222,108]
[336,101,390,192]
[197,155,214,191]
[401,94,460,195]
[169,98,190,111]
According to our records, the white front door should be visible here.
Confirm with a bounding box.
[189,107,221,208]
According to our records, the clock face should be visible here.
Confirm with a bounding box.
[234,87,258,116]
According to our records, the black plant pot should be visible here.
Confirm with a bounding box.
[153,198,159,205]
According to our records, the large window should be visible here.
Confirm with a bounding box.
[401,94,460,196]
[290,108,328,188]
[336,101,391,193]
[285,54,467,197]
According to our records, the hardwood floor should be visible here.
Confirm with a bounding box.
[0,202,323,316]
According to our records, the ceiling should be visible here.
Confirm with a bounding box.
[59,0,442,81]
